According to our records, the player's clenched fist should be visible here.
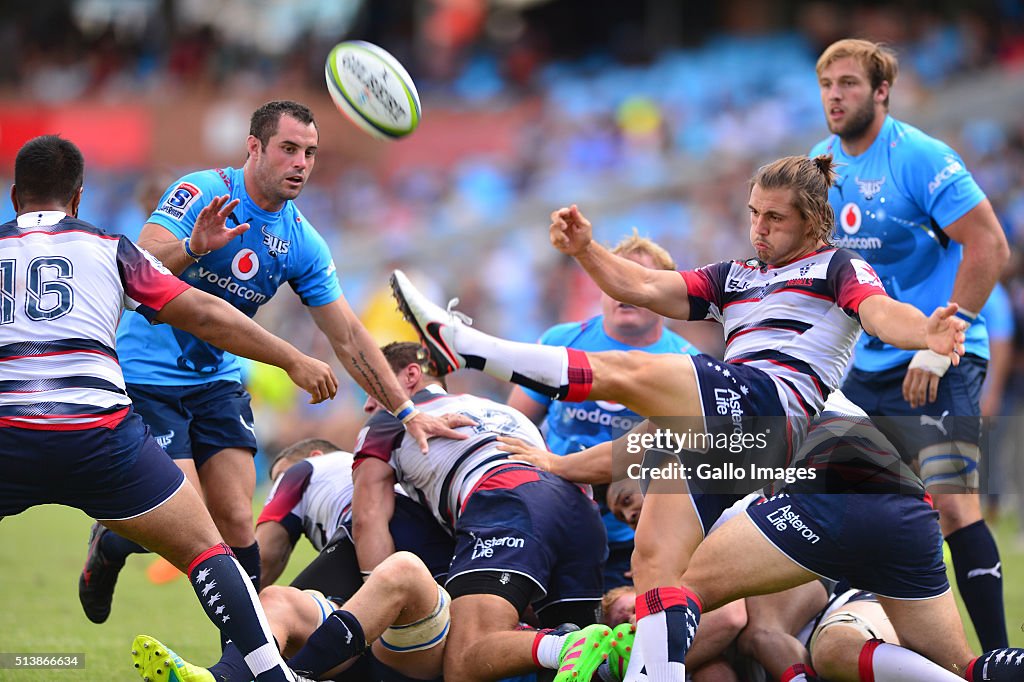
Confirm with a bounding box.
[549,204,593,256]
[285,355,339,404]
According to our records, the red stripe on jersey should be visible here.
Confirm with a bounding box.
[681,269,715,303]
[0,348,116,362]
[0,229,120,242]
[257,460,314,525]
[460,466,541,514]
[0,406,129,431]
[726,326,802,344]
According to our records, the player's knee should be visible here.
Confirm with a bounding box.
[211,508,256,545]
[810,629,860,678]
[810,613,878,677]
[259,585,297,622]
[932,494,982,533]
[375,552,432,594]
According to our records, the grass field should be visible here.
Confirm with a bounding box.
[0,503,1021,681]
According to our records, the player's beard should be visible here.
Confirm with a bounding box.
[830,97,876,142]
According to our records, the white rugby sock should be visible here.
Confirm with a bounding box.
[457,325,592,401]
[532,630,570,669]
[860,640,963,681]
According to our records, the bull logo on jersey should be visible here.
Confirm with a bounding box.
[261,225,291,258]
[231,249,260,281]
[854,175,885,200]
[154,430,175,449]
[839,203,862,235]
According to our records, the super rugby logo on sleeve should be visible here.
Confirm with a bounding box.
[156,182,202,220]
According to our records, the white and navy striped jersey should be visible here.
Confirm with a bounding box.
[257,451,407,551]
[681,247,887,417]
[354,384,546,531]
[0,211,189,430]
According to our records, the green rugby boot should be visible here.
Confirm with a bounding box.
[554,623,614,681]
[130,635,214,682]
[605,622,636,680]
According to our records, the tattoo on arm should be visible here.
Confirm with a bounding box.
[350,351,394,411]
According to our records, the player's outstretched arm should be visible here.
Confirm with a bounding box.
[309,297,470,453]
[500,419,651,484]
[138,195,250,275]
[858,296,966,365]
[499,435,612,483]
[156,288,338,403]
[549,204,690,320]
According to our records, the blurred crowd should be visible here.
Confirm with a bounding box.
[2,1,1024,517]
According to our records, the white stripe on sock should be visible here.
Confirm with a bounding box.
[244,642,283,677]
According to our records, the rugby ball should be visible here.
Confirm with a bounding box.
[325,41,422,140]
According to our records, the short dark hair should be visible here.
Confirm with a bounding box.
[268,437,341,480]
[380,342,431,375]
[250,100,317,150]
[14,135,84,206]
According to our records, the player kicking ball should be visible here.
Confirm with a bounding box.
[390,153,971,682]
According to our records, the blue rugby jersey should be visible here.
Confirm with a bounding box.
[810,116,989,372]
[117,167,341,385]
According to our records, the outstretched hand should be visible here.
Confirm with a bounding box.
[405,411,475,454]
[925,303,967,367]
[549,204,593,257]
[497,435,559,474]
[189,195,250,254]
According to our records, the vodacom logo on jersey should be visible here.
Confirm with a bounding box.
[839,203,861,234]
[231,249,260,281]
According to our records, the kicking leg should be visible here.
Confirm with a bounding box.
[390,269,703,417]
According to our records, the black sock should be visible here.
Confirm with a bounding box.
[231,542,262,591]
[187,544,289,682]
[288,609,366,678]
[225,542,262,651]
[208,642,250,681]
[99,529,147,563]
[947,520,1008,650]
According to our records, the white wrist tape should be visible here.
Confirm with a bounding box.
[908,349,951,377]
